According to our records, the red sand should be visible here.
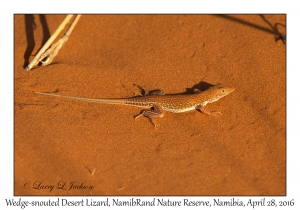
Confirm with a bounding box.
[14,14,286,195]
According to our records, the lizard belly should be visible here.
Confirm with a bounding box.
[163,106,196,113]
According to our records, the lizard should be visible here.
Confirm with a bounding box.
[35,84,235,127]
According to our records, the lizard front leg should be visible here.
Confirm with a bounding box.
[197,105,222,116]
[134,105,164,127]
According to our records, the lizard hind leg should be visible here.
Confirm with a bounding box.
[134,84,164,96]
[134,84,149,96]
[134,105,164,127]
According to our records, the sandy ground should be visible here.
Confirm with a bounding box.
[14,14,286,195]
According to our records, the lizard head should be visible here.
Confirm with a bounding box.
[206,84,235,103]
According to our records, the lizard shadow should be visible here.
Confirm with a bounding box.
[185,81,215,94]
[140,81,214,97]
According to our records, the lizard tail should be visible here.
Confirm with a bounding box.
[35,92,126,105]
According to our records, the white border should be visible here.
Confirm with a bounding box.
[2,0,299,209]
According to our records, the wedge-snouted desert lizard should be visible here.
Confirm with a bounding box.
[35,84,234,126]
